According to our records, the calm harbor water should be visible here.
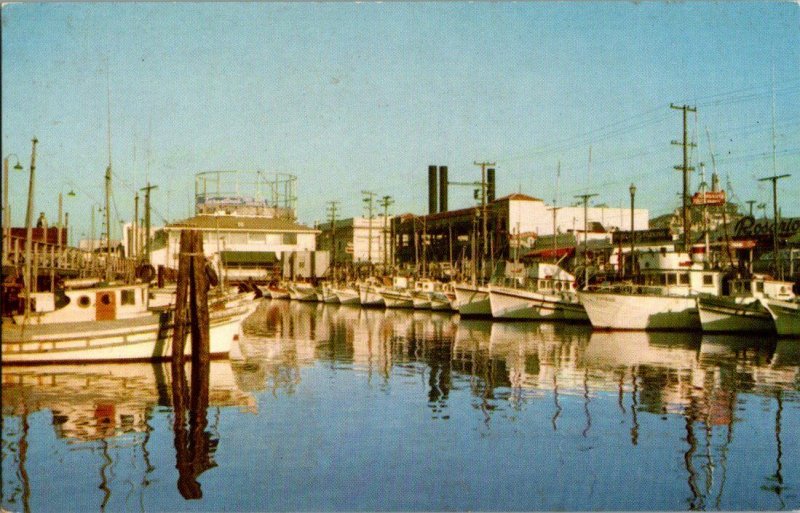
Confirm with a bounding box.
[2,300,799,511]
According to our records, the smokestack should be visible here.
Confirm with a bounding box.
[428,165,438,215]
[439,165,448,213]
[487,168,496,202]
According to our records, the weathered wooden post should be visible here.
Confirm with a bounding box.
[170,229,213,500]
[171,230,193,365]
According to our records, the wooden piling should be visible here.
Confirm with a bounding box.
[171,230,192,366]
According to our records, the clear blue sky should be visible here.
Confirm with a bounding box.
[3,2,799,238]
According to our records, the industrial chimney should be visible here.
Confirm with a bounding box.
[439,165,448,213]
[428,165,438,215]
[487,168,496,202]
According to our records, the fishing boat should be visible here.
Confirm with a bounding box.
[264,283,290,300]
[697,275,795,333]
[287,282,318,302]
[2,284,259,364]
[380,276,414,308]
[452,283,491,316]
[488,262,587,321]
[578,250,723,330]
[760,297,800,337]
[358,279,385,307]
[332,285,361,305]
[319,283,340,304]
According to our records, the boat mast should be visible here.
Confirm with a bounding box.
[105,66,113,281]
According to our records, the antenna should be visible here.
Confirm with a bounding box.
[106,59,112,169]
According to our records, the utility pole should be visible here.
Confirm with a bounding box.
[574,193,597,288]
[548,206,561,264]
[671,103,697,251]
[141,183,158,265]
[133,192,139,261]
[361,190,376,270]
[746,200,757,217]
[23,137,38,315]
[379,195,394,270]
[104,165,112,280]
[758,173,790,280]
[326,200,339,276]
[473,161,495,281]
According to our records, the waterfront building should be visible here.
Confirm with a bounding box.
[393,191,648,275]
[155,171,325,282]
[316,215,392,266]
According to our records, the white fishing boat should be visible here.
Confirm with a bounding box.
[2,285,259,364]
[381,288,413,308]
[488,263,587,321]
[287,282,318,302]
[332,285,361,305]
[760,297,800,337]
[358,279,385,307]
[452,283,491,316]
[319,283,340,304]
[698,275,795,333]
[264,283,290,300]
[578,250,723,330]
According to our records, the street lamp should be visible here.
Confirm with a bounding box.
[3,154,24,261]
[629,183,636,276]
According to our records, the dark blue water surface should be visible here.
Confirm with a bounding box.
[3,300,799,511]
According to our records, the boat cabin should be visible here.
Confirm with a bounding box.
[637,250,722,296]
[727,275,795,300]
[15,283,151,325]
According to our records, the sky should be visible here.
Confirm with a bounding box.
[2,2,799,240]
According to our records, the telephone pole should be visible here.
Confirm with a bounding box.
[758,173,791,280]
[379,195,394,269]
[548,206,561,263]
[671,103,697,251]
[574,193,597,288]
[140,183,158,265]
[473,161,495,280]
[326,200,339,273]
[361,190,376,268]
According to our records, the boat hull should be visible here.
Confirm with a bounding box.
[1,303,257,364]
[578,291,700,330]
[453,285,491,316]
[333,288,361,305]
[381,289,413,308]
[489,287,588,321]
[698,296,774,333]
[761,298,800,337]
[359,286,385,307]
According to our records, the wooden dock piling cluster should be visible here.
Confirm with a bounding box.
[170,229,214,499]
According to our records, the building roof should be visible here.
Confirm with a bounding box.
[166,215,317,233]
[494,193,543,202]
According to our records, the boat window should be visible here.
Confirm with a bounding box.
[78,295,91,308]
[679,273,690,285]
[667,274,677,285]
[755,282,764,293]
[703,274,714,286]
[660,275,668,286]
[100,293,112,305]
[121,289,136,305]
[283,233,298,244]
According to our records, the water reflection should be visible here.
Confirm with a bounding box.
[1,362,254,511]
[234,301,799,510]
[3,300,798,511]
